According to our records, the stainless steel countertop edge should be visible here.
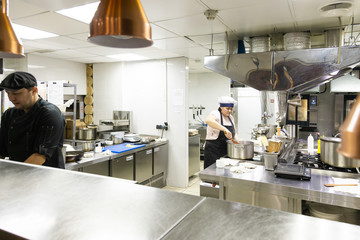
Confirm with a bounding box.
[65,141,168,170]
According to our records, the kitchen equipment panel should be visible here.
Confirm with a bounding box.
[135,149,153,183]
[111,154,134,181]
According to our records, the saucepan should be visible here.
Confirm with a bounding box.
[66,151,84,162]
[78,126,97,140]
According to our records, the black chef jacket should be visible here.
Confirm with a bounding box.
[0,97,65,168]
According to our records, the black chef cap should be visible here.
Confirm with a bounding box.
[0,71,37,91]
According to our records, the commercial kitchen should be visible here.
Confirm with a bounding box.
[1,0,360,239]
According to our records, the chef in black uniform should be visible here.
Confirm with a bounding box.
[204,96,238,168]
[0,72,65,168]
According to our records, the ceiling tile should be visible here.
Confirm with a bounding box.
[188,33,226,46]
[142,0,206,22]
[155,15,228,37]
[23,36,92,51]
[151,24,178,40]
[13,11,89,35]
[10,0,47,19]
[154,37,198,51]
[20,0,99,11]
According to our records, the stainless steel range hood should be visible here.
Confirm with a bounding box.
[204,46,360,93]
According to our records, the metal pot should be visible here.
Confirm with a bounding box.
[111,135,124,144]
[227,140,254,159]
[320,137,360,168]
[111,131,125,144]
[78,127,97,140]
[81,141,95,152]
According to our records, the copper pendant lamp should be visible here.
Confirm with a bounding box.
[338,94,360,159]
[0,0,24,58]
[88,0,153,48]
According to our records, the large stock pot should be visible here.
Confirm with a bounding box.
[227,140,254,159]
[320,137,360,168]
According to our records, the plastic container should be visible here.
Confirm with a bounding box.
[307,134,314,155]
[276,126,281,136]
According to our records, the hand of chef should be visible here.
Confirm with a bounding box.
[223,129,233,139]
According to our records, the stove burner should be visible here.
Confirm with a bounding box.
[293,152,358,173]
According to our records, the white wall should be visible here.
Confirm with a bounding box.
[93,62,125,123]
[93,60,167,136]
[122,60,167,135]
[236,88,262,140]
[188,72,231,125]
[93,58,189,187]
[27,54,87,95]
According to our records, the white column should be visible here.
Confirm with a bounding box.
[166,57,189,188]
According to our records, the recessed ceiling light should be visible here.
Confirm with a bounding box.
[56,2,100,24]
[107,53,148,61]
[13,24,58,40]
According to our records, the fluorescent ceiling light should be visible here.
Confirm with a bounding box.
[3,68,15,72]
[28,65,45,69]
[13,24,58,40]
[107,53,148,61]
[56,2,100,24]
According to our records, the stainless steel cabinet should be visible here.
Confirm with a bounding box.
[111,154,134,181]
[189,134,200,177]
[152,144,168,187]
[135,149,153,184]
[153,145,168,176]
[82,161,109,176]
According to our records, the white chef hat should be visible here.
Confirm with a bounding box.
[218,96,237,107]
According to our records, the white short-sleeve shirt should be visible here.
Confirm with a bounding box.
[205,110,237,140]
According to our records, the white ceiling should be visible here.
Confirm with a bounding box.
[8,0,360,73]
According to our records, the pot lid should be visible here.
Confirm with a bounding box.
[320,136,341,143]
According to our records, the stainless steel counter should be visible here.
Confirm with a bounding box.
[164,198,360,240]
[1,160,360,239]
[0,159,202,240]
[199,161,360,212]
[65,141,168,170]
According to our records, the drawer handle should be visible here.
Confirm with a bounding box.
[154,147,159,152]
[126,156,133,161]
[146,150,152,155]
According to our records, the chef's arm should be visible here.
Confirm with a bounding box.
[24,153,46,165]
[206,114,233,138]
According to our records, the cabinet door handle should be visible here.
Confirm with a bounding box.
[154,147,159,152]
[146,150,152,155]
[126,155,133,161]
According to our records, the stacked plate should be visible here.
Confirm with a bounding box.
[309,203,344,222]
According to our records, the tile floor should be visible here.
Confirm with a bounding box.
[162,161,204,196]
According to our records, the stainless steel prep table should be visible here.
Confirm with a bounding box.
[199,162,360,212]
[163,198,360,240]
[65,141,168,170]
[0,159,203,240]
[1,160,360,239]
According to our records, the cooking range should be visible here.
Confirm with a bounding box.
[293,152,360,174]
